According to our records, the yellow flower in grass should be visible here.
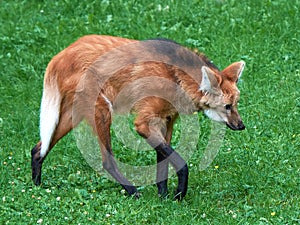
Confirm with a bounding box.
[271,212,276,216]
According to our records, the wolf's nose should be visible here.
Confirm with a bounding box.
[238,121,245,130]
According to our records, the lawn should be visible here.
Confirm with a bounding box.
[0,0,299,224]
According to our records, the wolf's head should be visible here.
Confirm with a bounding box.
[199,61,245,130]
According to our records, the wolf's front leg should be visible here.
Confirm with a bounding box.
[135,116,188,200]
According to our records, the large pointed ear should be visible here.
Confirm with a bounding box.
[199,66,219,93]
[222,61,245,82]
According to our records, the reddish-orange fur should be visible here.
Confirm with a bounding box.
[31,35,245,200]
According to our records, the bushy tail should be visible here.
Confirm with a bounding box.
[39,78,61,158]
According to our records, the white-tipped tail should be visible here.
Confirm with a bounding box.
[39,79,61,158]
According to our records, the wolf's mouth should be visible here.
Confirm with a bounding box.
[226,121,245,130]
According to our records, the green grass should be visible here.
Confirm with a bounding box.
[1,0,299,224]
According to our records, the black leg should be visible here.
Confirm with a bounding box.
[134,114,187,200]
[93,106,139,198]
[31,142,43,186]
[174,164,188,200]
[156,151,169,198]
[155,143,188,201]
[102,151,139,198]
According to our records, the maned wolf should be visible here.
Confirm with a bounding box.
[31,35,245,200]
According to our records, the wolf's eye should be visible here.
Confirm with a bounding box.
[225,104,232,110]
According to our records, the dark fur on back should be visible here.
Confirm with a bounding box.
[147,37,180,45]
[197,53,219,71]
[148,37,219,71]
